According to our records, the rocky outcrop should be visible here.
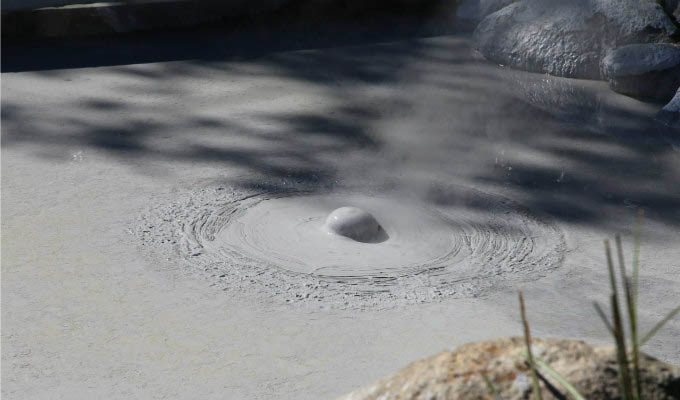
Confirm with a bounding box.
[339,337,680,400]
[656,88,680,129]
[473,0,678,79]
[666,0,680,17]
[602,44,680,101]
[666,0,680,15]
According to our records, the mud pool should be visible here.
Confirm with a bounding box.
[137,185,564,308]
[3,16,680,400]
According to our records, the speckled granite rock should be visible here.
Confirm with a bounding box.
[473,0,677,79]
[601,44,680,101]
[339,337,680,400]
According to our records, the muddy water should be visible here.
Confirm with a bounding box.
[128,34,676,310]
[3,25,679,400]
[137,185,564,308]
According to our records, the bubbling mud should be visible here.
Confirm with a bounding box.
[323,207,387,243]
[135,184,565,309]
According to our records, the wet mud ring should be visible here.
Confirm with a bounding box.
[135,184,565,309]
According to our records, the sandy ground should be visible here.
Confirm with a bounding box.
[2,19,680,399]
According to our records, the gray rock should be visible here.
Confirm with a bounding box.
[656,88,680,129]
[339,337,680,400]
[473,0,677,79]
[455,0,517,26]
[601,43,680,101]
[665,0,680,17]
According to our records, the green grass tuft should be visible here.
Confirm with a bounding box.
[518,288,543,400]
[517,210,679,400]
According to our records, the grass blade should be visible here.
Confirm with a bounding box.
[614,234,627,285]
[518,288,542,400]
[632,210,643,313]
[611,292,634,400]
[631,211,644,399]
[615,235,641,399]
[593,301,614,335]
[624,277,642,400]
[605,239,633,400]
[533,356,587,400]
[639,305,680,346]
[604,239,620,315]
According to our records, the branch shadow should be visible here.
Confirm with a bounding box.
[2,5,679,231]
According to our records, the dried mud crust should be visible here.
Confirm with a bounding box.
[134,184,565,309]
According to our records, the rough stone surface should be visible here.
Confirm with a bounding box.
[473,0,678,79]
[656,88,680,129]
[602,43,680,101]
[339,337,680,400]
[1,0,450,40]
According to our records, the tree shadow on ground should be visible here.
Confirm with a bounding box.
[2,6,679,230]
[1,1,459,72]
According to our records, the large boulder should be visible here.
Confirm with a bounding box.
[339,337,680,400]
[666,0,680,18]
[473,0,678,79]
[656,88,680,129]
[602,43,680,101]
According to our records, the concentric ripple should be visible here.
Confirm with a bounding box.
[135,184,565,308]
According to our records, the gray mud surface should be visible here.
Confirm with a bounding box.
[3,16,680,400]
[135,184,564,309]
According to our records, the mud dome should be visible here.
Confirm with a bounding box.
[323,207,388,243]
[135,184,565,308]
